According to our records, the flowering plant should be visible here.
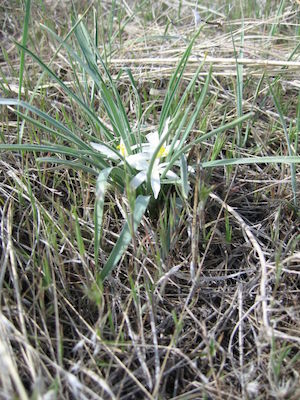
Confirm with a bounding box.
[0,19,259,281]
[91,118,181,199]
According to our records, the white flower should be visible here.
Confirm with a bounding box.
[130,157,179,199]
[90,120,180,199]
[127,121,180,199]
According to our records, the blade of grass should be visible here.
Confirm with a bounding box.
[167,103,193,156]
[159,28,202,132]
[201,155,300,168]
[230,3,244,147]
[1,98,91,149]
[17,0,31,143]
[90,8,98,106]
[172,60,206,122]
[14,41,114,141]
[269,0,286,38]
[107,0,116,57]
[269,82,297,206]
[71,19,132,148]
[180,154,189,199]
[73,206,86,258]
[94,167,113,265]
[296,89,300,153]
[0,143,106,170]
[125,68,142,126]
[18,8,93,144]
[161,112,255,180]
[41,22,132,149]
[36,158,99,176]
[236,15,244,146]
[98,195,150,281]
[177,67,212,150]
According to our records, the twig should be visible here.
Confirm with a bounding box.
[110,57,300,68]
[209,192,270,336]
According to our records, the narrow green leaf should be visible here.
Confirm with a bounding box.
[1,98,90,149]
[296,89,300,153]
[180,154,189,199]
[167,104,193,159]
[126,68,142,124]
[177,67,212,150]
[13,41,113,140]
[0,143,107,170]
[70,17,132,141]
[269,83,297,206]
[201,156,300,168]
[159,29,202,130]
[18,0,31,143]
[173,61,205,119]
[236,18,244,146]
[42,22,132,147]
[269,0,286,38]
[94,168,112,265]
[17,12,92,145]
[99,195,150,281]
[36,157,99,175]
[161,112,255,180]
[0,143,80,155]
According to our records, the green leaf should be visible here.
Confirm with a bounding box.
[180,154,189,199]
[233,15,244,146]
[0,98,91,150]
[94,167,112,265]
[161,112,255,180]
[177,66,212,150]
[159,28,202,130]
[37,157,98,175]
[13,40,113,140]
[0,143,106,170]
[269,82,297,206]
[42,22,132,148]
[201,156,300,168]
[126,68,142,124]
[98,195,150,281]
[18,0,31,143]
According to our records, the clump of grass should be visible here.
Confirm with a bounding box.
[0,1,299,399]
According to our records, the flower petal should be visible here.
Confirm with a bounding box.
[151,166,161,199]
[165,170,179,180]
[90,142,120,160]
[127,153,149,170]
[130,170,147,189]
[146,130,159,146]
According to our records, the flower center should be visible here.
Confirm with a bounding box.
[117,142,126,157]
[157,146,168,158]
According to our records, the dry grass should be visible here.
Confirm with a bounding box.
[0,1,300,399]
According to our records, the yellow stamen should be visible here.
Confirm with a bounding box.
[157,146,168,158]
[117,142,126,157]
